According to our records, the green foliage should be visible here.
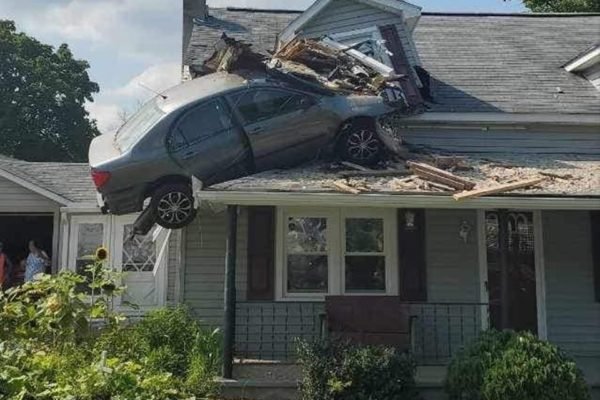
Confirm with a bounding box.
[0,20,100,162]
[516,0,600,12]
[445,330,590,400]
[296,339,420,400]
[0,264,221,399]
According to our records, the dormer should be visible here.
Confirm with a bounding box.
[563,44,600,90]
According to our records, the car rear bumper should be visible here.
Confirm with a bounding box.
[101,186,145,215]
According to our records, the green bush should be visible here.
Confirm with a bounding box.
[0,269,222,400]
[445,330,590,400]
[297,339,420,400]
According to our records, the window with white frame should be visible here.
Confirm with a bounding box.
[277,208,397,299]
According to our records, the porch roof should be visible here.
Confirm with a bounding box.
[203,153,600,202]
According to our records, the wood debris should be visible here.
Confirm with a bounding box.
[433,156,472,171]
[331,180,366,194]
[407,161,476,191]
[338,169,411,178]
[453,177,546,201]
[339,161,372,172]
[539,171,576,180]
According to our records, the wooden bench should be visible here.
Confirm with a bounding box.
[324,296,412,350]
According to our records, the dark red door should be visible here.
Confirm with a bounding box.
[486,211,538,334]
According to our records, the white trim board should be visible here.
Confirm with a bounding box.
[197,191,600,210]
[400,112,600,127]
[278,0,422,46]
[0,167,72,206]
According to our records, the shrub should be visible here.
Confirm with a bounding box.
[297,339,420,400]
[445,330,590,400]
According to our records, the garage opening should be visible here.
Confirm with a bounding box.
[0,214,54,286]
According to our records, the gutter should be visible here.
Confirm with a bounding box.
[399,112,600,127]
[196,190,600,210]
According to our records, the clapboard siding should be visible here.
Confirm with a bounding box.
[544,211,600,359]
[299,0,419,67]
[400,126,600,154]
[183,207,248,327]
[425,209,480,303]
[0,176,59,211]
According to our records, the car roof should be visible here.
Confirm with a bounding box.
[156,72,249,113]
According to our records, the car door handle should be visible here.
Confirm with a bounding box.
[182,151,197,160]
[248,126,263,134]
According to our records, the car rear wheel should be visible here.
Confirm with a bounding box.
[151,183,196,229]
[340,121,382,165]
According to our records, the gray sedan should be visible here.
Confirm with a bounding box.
[89,72,397,231]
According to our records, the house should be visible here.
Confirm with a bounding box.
[181,0,600,398]
[0,157,182,311]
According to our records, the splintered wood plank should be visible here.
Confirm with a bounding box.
[406,161,476,190]
[340,161,372,172]
[453,177,546,201]
[332,180,361,194]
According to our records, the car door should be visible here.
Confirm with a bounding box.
[168,97,250,185]
[228,87,338,171]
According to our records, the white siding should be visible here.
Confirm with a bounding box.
[0,176,60,212]
[544,211,600,358]
[299,0,420,67]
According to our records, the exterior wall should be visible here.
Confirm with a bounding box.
[0,176,60,212]
[183,207,248,327]
[399,125,600,155]
[543,211,600,384]
[299,0,420,67]
[425,209,480,303]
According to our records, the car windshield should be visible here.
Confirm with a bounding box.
[114,98,166,151]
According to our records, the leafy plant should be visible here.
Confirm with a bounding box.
[296,339,420,400]
[445,330,590,400]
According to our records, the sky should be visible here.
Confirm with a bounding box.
[0,0,526,134]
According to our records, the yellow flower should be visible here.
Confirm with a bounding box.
[95,247,109,261]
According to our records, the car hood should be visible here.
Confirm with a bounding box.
[89,133,121,168]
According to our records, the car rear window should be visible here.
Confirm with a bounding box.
[114,99,166,151]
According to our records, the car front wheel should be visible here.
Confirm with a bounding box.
[151,183,196,229]
[340,121,382,165]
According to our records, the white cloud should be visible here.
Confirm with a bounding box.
[89,62,181,135]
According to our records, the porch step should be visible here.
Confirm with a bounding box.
[218,378,298,400]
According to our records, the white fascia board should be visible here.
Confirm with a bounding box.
[0,167,72,206]
[197,191,600,210]
[278,0,331,46]
[60,203,101,213]
[400,112,600,127]
[357,0,422,21]
[564,47,600,72]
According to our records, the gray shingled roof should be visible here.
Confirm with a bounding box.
[185,8,300,70]
[415,14,600,114]
[185,9,600,114]
[0,160,96,204]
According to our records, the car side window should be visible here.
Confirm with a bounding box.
[176,99,233,144]
[166,131,187,151]
[231,89,314,125]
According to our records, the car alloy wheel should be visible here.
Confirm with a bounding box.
[346,128,380,162]
[157,191,193,225]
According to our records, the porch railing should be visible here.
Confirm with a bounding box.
[235,301,489,364]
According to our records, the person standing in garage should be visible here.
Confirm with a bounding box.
[25,240,49,282]
[0,242,13,289]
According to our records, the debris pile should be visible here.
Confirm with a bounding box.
[203,35,412,109]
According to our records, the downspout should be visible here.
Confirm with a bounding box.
[222,205,238,379]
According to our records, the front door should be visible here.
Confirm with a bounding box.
[485,211,538,333]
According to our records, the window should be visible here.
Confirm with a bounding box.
[68,216,109,295]
[115,99,165,152]
[121,224,157,272]
[277,208,397,299]
[286,216,328,293]
[344,218,386,293]
[231,89,312,125]
[177,99,232,143]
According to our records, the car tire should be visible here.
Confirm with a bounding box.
[339,120,383,166]
[151,183,196,229]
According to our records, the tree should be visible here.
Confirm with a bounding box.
[519,0,600,12]
[0,20,100,162]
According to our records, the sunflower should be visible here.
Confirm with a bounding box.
[95,247,109,261]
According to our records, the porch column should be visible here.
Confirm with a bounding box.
[498,210,510,330]
[222,205,238,379]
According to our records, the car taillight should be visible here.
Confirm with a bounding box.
[91,169,111,189]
